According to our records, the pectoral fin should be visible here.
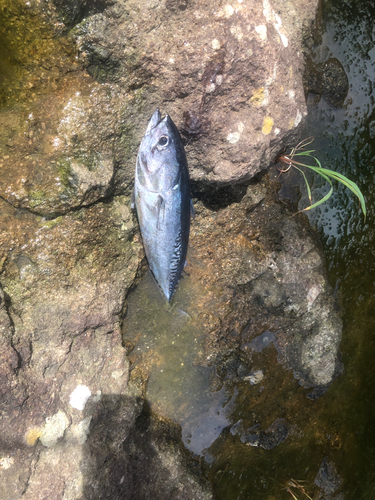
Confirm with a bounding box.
[156,195,165,230]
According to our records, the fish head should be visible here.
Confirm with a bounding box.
[136,110,185,192]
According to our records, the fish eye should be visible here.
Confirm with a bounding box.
[157,135,170,148]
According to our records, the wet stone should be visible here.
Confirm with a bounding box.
[249,330,276,352]
[314,457,343,498]
[240,419,289,450]
[243,369,264,385]
[303,57,349,108]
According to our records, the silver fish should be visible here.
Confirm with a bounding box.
[132,109,193,301]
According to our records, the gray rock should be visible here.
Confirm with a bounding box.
[190,179,342,391]
[315,457,343,498]
[304,57,349,109]
[240,418,289,450]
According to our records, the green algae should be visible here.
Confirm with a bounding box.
[56,156,75,194]
[0,0,76,107]
[40,216,63,229]
[28,189,48,209]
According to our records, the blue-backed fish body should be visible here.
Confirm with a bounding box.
[132,109,192,301]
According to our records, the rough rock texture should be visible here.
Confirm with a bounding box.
[314,457,343,499]
[304,57,349,108]
[185,176,342,393]
[123,174,344,497]
[68,0,318,185]
[0,195,213,499]
[0,0,345,498]
[0,0,318,220]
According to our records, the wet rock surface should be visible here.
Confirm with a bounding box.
[239,418,289,450]
[188,176,342,391]
[304,57,349,108]
[122,175,343,498]
[0,0,347,498]
[314,457,343,499]
[0,0,318,222]
[0,193,214,499]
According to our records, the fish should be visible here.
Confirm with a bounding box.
[132,109,193,301]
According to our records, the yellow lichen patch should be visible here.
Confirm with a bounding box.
[262,116,274,135]
[25,427,43,446]
[288,118,295,130]
[248,88,265,107]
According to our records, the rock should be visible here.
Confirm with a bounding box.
[39,410,70,447]
[0,194,138,499]
[314,457,343,499]
[0,136,211,499]
[0,84,133,218]
[322,58,349,108]
[0,0,318,220]
[52,0,112,27]
[244,369,264,385]
[68,0,317,184]
[187,177,342,392]
[303,57,349,108]
[240,418,289,450]
[122,175,343,479]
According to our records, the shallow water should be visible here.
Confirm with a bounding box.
[124,260,246,459]
[124,252,344,499]
[123,270,226,457]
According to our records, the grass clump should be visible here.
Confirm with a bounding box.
[276,137,366,221]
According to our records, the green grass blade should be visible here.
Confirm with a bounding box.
[289,162,333,216]
[293,150,316,156]
[301,184,333,213]
[303,165,366,220]
[286,151,366,221]
[280,138,367,221]
[293,165,312,203]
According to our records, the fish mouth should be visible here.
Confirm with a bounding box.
[145,109,171,136]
